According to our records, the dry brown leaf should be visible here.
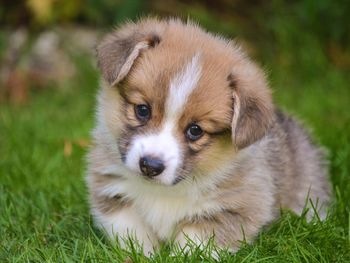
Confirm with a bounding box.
[123,258,133,263]
[64,140,73,157]
[75,139,90,148]
[6,70,28,104]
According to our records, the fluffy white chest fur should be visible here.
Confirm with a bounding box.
[94,160,239,240]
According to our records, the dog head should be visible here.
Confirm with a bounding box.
[96,18,274,186]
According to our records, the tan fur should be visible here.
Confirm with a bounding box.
[87,18,331,256]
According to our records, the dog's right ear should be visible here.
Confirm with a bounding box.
[97,21,162,86]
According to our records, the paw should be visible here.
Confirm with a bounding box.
[95,207,159,256]
[175,226,204,249]
[173,227,212,256]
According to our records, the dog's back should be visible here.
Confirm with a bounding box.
[268,110,330,218]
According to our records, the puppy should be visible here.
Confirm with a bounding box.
[86,18,331,255]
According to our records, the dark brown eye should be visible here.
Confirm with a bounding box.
[186,124,204,141]
[135,104,151,121]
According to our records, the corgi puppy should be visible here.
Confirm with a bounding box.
[86,18,331,255]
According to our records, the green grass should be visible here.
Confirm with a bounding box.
[1,35,350,263]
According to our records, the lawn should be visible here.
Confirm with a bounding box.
[1,16,350,263]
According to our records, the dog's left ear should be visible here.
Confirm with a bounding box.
[229,64,275,149]
[97,20,162,86]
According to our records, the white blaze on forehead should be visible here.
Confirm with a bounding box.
[124,54,202,185]
[165,53,202,121]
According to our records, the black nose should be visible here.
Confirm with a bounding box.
[139,156,165,177]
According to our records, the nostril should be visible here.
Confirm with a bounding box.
[139,156,165,177]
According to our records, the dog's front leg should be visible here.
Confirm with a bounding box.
[174,210,260,255]
[97,206,159,256]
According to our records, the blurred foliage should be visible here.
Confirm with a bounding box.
[1,0,349,43]
[0,0,145,28]
[1,0,349,68]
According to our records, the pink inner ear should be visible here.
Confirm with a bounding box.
[232,88,275,149]
[111,41,150,86]
[231,92,241,147]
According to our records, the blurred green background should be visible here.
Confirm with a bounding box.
[1,0,350,261]
[1,0,349,105]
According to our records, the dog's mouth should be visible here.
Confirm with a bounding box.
[135,170,188,186]
[172,175,186,185]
